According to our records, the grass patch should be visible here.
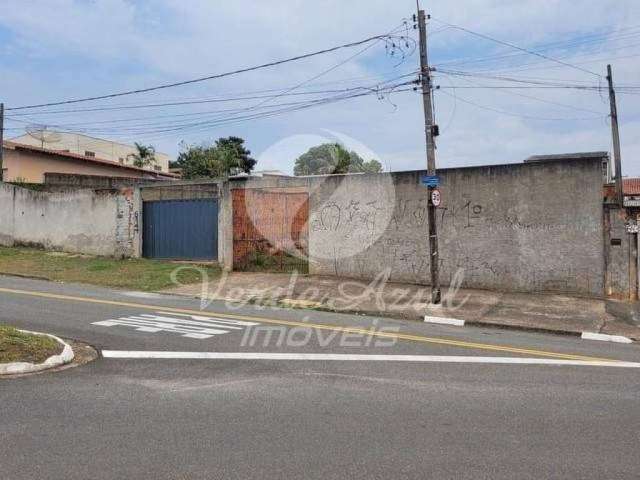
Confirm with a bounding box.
[235,250,308,274]
[0,326,62,364]
[0,246,220,291]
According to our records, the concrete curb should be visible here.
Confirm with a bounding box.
[0,271,52,282]
[0,330,74,375]
[173,290,639,343]
[464,320,582,337]
[424,317,636,344]
[581,332,633,344]
[424,315,465,326]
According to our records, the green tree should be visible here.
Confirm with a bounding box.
[128,142,156,168]
[361,158,383,173]
[293,143,383,176]
[215,136,256,174]
[174,136,256,179]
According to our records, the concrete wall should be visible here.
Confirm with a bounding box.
[43,173,161,191]
[605,206,639,300]
[140,181,219,202]
[307,158,605,296]
[0,182,139,257]
[219,182,233,271]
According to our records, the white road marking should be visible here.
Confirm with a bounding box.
[92,312,260,339]
[424,316,465,326]
[100,351,640,368]
[132,314,244,329]
[581,332,633,344]
[155,312,259,326]
[93,319,230,338]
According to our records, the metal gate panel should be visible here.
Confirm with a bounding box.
[232,189,308,272]
[143,199,218,260]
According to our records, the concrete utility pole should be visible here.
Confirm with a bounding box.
[417,9,441,304]
[607,64,624,207]
[0,103,4,181]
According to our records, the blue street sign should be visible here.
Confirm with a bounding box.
[420,174,440,187]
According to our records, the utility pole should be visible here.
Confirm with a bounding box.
[607,64,624,207]
[0,103,4,182]
[417,9,441,304]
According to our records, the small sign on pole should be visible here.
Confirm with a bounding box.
[431,188,441,207]
[420,174,440,188]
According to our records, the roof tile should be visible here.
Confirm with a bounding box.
[2,140,177,178]
[623,178,640,195]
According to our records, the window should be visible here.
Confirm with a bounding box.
[153,165,162,171]
[85,151,95,157]
[602,159,611,183]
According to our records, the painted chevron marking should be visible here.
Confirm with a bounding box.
[92,312,260,339]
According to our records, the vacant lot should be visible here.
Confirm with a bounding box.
[0,246,219,291]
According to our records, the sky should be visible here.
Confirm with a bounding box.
[0,0,639,176]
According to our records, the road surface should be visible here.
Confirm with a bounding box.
[1,275,639,479]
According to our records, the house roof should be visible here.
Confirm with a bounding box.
[623,178,640,195]
[2,141,178,179]
[9,131,171,159]
[524,151,609,163]
[230,169,291,178]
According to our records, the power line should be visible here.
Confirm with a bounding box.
[437,69,603,89]
[6,71,420,117]
[431,17,602,77]
[5,74,417,134]
[437,70,596,85]
[436,85,599,89]
[7,32,411,111]
[433,25,640,71]
[7,81,415,139]
[437,89,605,122]
[110,86,417,142]
[8,68,419,115]
[437,71,605,115]
[5,77,414,125]
[463,40,640,76]
[479,49,640,75]
[210,21,416,129]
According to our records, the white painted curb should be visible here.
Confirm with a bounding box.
[0,330,74,375]
[424,316,465,326]
[581,332,633,344]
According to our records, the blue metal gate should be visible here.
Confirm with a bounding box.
[143,199,218,260]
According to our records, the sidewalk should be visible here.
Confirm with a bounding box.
[164,271,640,341]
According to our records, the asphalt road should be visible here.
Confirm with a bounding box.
[1,275,639,479]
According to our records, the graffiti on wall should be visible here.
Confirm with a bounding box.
[309,189,601,294]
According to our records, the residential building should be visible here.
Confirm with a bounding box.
[1,141,177,183]
[10,131,171,173]
[623,178,640,207]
